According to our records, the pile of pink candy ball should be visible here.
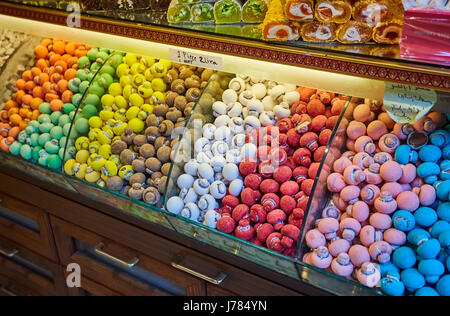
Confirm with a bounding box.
[303,100,450,296]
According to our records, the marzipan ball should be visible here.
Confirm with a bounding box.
[133,134,147,147]
[120,149,135,165]
[158,120,175,137]
[155,136,170,150]
[106,176,124,192]
[165,91,179,107]
[163,69,179,85]
[145,126,160,143]
[155,176,167,194]
[145,157,161,172]
[151,172,163,181]
[174,95,187,112]
[146,114,161,127]
[128,183,144,201]
[132,158,146,173]
[143,186,161,205]
[157,146,171,163]
[129,172,146,185]
[186,88,201,103]
[121,127,136,145]
[161,162,171,176]
[139,143,155,158]
[153,103,169,117]
[171,79,186,95]
[166,109,182,122]
[111,140,127,154]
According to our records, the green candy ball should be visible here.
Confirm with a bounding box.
[87,48,99,61]
[30,133,40,147]
[39,122,54,134]
[63,103,76,114]
[25,125,35,135]
[32,146,43,161]
[58,147,65,160]
[39,102,52,114]
[85,94,100,107]
[99,65,115,77]
[74,118,90,135]
[47,154,62,169]
[79,81,90,95]
[50,126,64,140]
[50,111,63,125]
[78,56,91,69]
[97,51,109,62]
[72,93,83,106]
[38,154,49,167]
[88,82,105,97]
[65,146,77,160]
[44,140,60,154]
[68,78,81,93]
[77,69,90,81]
[38,114,51,124]
[9,142,22,155]
[63,123,72,137]
[98,73,113,88]
[20,144,32,160]
[38,133,51,147]
[58,114,71,127]
[82,104,98,119]
[90,62,102,72]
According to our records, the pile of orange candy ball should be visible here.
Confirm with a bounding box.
[0,39,92,152]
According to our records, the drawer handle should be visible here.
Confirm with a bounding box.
[94,243,139,268]
[0,286,17,297]
[171,256,227,285]
[0,246,18,258]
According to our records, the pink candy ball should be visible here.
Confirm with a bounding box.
[348,245,370,267]
[399,164,417,184]
[380,182,404,198]
[396,191,420,212]
[380,160,402,182]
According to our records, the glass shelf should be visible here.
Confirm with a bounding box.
[2,0,449,73]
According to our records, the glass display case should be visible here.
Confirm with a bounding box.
[0,0,449,296]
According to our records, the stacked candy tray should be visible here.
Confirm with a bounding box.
[0,35,448,296]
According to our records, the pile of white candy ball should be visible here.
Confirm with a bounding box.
[165,75,301,228]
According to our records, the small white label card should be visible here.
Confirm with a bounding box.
[383,83,437,124]
[169,48,223,71]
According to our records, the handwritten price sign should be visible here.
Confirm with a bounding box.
[169,48,223,71]
[384,83,437,124]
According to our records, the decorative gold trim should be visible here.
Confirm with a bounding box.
[0,2,449,91]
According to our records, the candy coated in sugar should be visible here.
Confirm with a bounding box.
[393,247,416,269]
[419,145,442,163]
[415,287,440,296]
[418,259,445,284]
[417,238,441,259]
[414,207,438,228]
[400,268,425,292]
[436,275,450,296]
[381,271,404,296]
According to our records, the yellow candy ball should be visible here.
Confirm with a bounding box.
[114,109,127,122]
[123,85,133,100]
[98,144,112,159]
[88,116,103,129]
[102,161,118,177]
[91,155,106,171]
[141,56,155,68]
[151,78,167,92]
[101,94,115,107]
[75,137,90,151]
[76,149,90,164]
[126,106,140,121]
[109,154,121,167]
[124,54,138,67]
[112,122,127,136]
[144,68,153,81]
[89,141,101,154]
[74,163,87,179]
[98,130,114,145]
[88,128,101,141]
[64,159,76,176]
[116,63,130,77]
[120,75,132,87]
[128,118,145,134]
[99,109,115,121]
[138,82,153,98]
[129,93,144,107]
[85,167,101,183]
[108,83,122,97]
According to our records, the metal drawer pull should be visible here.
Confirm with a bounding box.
[0,286,17,296]
[171,257,227,285]
[0,246,18,258]
[94,243,139,268]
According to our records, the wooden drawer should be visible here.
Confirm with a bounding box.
[0,236,66,296]
[67,276,121,296]
[51,216,206,296]
[0,273,40,296]
[0,191,57,262]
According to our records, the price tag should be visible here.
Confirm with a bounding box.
[383,83,437,124]
[169,48,223,71]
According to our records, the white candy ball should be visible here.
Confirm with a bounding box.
[222,89,238,104]
[210,180,227,199]
[203,210,221,229]
[166,196,184,215]
[177,174,195,189]
[228,179,244,197]
[197,163,214,180]
[223,163,239,181]
[251,83,267,99]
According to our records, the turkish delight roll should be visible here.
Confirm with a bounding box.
[167,0,192,23]
[372,20,403,44]
[242,0,269,23]
[261,0,300,41]
[301,21,338,42]
[214,0,244,24]
[191,2,215,22]
[352,0,391,26]
[285,0,314,21]
[315,0,352,24]
[337,20,373,43]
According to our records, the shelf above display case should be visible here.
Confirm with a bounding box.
[0,1,449,92]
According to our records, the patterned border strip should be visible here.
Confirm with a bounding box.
[1,3,449,91]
